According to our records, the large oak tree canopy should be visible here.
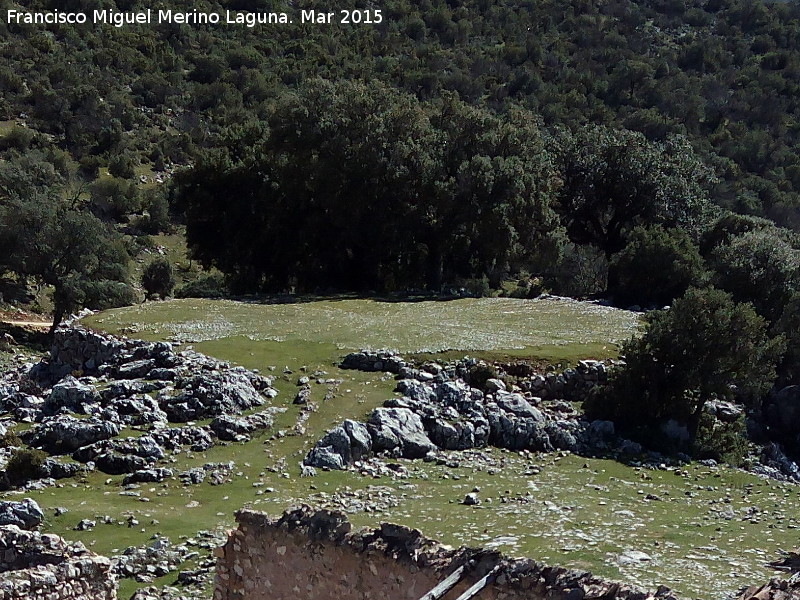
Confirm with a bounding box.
[175,80,561,292]
[554,125,715,258]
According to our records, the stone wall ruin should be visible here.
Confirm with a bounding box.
[0,525,116,600]
[214,505,678,600]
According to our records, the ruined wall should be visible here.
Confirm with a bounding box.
[215,506,677,600]
[0,525,116,600]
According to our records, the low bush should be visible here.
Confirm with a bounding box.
[175,272,227,298]
[6,448,47,485]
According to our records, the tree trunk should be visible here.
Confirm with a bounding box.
[49,300,65,336]
[428,243,444,291]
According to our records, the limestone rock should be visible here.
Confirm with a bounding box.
[0,499,44,529]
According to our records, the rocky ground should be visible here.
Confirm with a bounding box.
[0,326,280,598]
[3,328,800,599]
[307,351,800,484]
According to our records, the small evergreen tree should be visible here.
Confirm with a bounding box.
[141,257,176,298]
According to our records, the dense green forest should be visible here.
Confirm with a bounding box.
[2,0,800,293]
[3,0,800,451]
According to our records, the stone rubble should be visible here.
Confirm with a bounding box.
[306,353,622,470]
[0,326,279,484]
[0,525,115,600]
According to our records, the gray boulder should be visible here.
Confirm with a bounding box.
[304,419,372,469]
[123,468,174,485]
[435,381,470,407]
[163,371,266,422]
[488,412,553,451]
[116,359,157,379]
[102,380,164,400]
[106,395,168,426]
[343,419,372,460]
[293,387,312,406]
[425,418,478,450]
[150,426,214,452]
[40,458,86,480]
[485,378,507,393]
[494,392,543,420]
[341,351,405,373]
[210,412,273,441]
[705,399,744,423]
[367,407,436,458]
[0,498,44,529]
[395,379,436,403]
[45,376,100,413]
[73,436,164,474]
[304,446,345,470]
[23,416,120,454]
[93,452,148,475]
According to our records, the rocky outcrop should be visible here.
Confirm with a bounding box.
[23,416,120,454]
[123,468,174,485]
[0,326,278,489]
[367,407,436,458]
[163,371,268,422]
[340,351,406,374]
[45,376,101,414]
[305,369,620,469]
[0,525,115,599]
[209,412,275,442]
[736,578,800,600]
[215,506,679,600]
[73,436,165,475]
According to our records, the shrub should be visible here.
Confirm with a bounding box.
[609,225,707,307]
[461,276,492,298]
[175,272,227,298]
[699,213,781,255]
[90,177,140,220]
[709,229,800,321]
[587,287,784,440]
[142,257,176,298]
[694,413,749,466]
[82,281,139,309]
[78,155,101,179]
[509,277,544,299]
[108,154,136,179]
[468,362,499,389]
[6,448,47,485]
[0,431,22,449]
[0,126,35,151]
[140,189,171,235]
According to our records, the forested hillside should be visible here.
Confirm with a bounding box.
[2,0,800,215]
[2,0,800,313]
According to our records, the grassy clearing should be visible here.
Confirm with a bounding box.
[86,296,640,360]
[6,298,794,598]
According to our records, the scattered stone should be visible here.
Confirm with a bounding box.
[76,518,96,531]
[463,492,480,506]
